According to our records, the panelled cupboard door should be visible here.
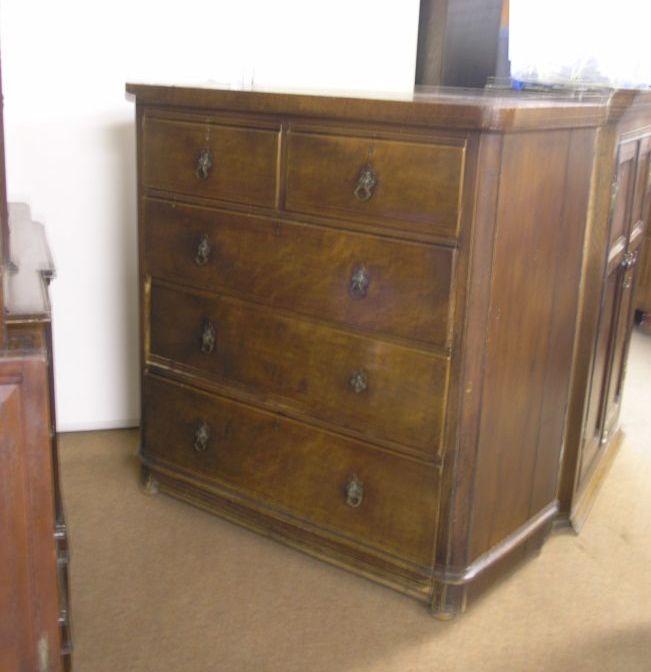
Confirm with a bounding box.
[0,355,62,672]
[602,137,651,431]
[581,137,648,482]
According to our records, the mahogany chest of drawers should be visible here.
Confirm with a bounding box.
[127,83,611,616]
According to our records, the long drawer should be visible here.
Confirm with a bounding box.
[143,198,454,349]
[285,129,465,239]
[141,116,279,207]
[149,282,448,456]
[142,374,439,567]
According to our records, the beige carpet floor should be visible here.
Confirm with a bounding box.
[59,330,651,672]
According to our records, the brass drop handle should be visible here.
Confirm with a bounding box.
[193,421,210,453]
[349,265,370,299]
[349,370,368,394]
[195,235,211,266]
[345,474,364,508]
[196,148,213,180]
[200,319,216,354]
[353,165,377,202]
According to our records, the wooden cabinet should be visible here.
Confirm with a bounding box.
[560,91,651,529]
[1,354,62,672]
[634,138,651,329]
[128,83,609,616]
[1,207,72,671]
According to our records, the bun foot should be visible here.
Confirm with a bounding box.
[140,465,159,495]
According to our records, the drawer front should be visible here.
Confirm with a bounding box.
[143,198,454,348]
[142,374,439,566]
[149,283,448,456]
[285,130,465,238]
[142,116,279,207]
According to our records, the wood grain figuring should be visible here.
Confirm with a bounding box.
[0,378,33,672]
[143,198,455,348]
[149,282,448,457]
[285,130,465,238]
[528,128,596,516]
[142,374,440,567]
[469,130,571,557]
[142,116,279,208]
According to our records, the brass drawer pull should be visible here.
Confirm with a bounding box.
[353,165,377,202]
[200,319,216,354]
[196,148,213,180]
[195,235,211,266]
[349,370,368,394]
[345,474,364,508]
[349,265,370,299]
[193,421,210,453]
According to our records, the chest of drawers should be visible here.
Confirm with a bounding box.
[128,84,610,616]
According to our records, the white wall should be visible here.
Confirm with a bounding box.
[0,0,421,431]
[511,0,651,86]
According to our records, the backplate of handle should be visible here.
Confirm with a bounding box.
[349,265,370,299]
[195,235,210,266]
[200,319,216,354]
[353,165,377,202]
[196,148,213,180]
[348,370,368,394]
[345,474,364,508]
[193,421,210,453]
[621,250,638,270]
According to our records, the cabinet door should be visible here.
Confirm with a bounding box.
[0,355,62,672]
[580,139,638,481]
[634,136,651,316]
[601,136,651,434]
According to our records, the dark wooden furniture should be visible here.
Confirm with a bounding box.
[1,206,72,671]
[636,235,651,330]
[560,90,651,528]
[416,0,508,87]
[635,169,651,329]
[0,48,71,668]
[128,83,611,616]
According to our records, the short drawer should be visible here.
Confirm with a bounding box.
[142,374,439,567]
[149,283,448,456]
[142,115,279,207]
[285,129,465,238]
[143,198,454,348]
